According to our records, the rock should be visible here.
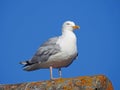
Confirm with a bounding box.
[0,75,114,90]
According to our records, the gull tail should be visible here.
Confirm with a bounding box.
[20,60,35,71]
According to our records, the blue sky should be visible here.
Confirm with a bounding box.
[0,0,120,89]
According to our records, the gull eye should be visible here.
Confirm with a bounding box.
[66,23,70,25]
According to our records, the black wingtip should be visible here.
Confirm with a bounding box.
[19,61,27,65]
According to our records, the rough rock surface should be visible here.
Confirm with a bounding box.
[0,75,113,90]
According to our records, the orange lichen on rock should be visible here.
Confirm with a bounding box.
[106,81,114,90]
[0,75,114,90]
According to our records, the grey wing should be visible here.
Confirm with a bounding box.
[28,37,61,64]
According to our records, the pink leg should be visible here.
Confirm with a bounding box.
[58,68,62,78]
[49,66,53,80]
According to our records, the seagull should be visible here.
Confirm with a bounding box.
[20,21,80,79]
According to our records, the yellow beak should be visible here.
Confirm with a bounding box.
[72,25,80,30]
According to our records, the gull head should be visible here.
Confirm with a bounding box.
[62,21,80,32]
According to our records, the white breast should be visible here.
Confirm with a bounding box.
[45,31,77,68]
[57,30,77,56]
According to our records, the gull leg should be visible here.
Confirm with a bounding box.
[49,66,53,80]
[58,68,62,78]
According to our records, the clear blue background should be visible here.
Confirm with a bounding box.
[0,0,120,89]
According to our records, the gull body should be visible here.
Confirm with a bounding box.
[20,21,80,79]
